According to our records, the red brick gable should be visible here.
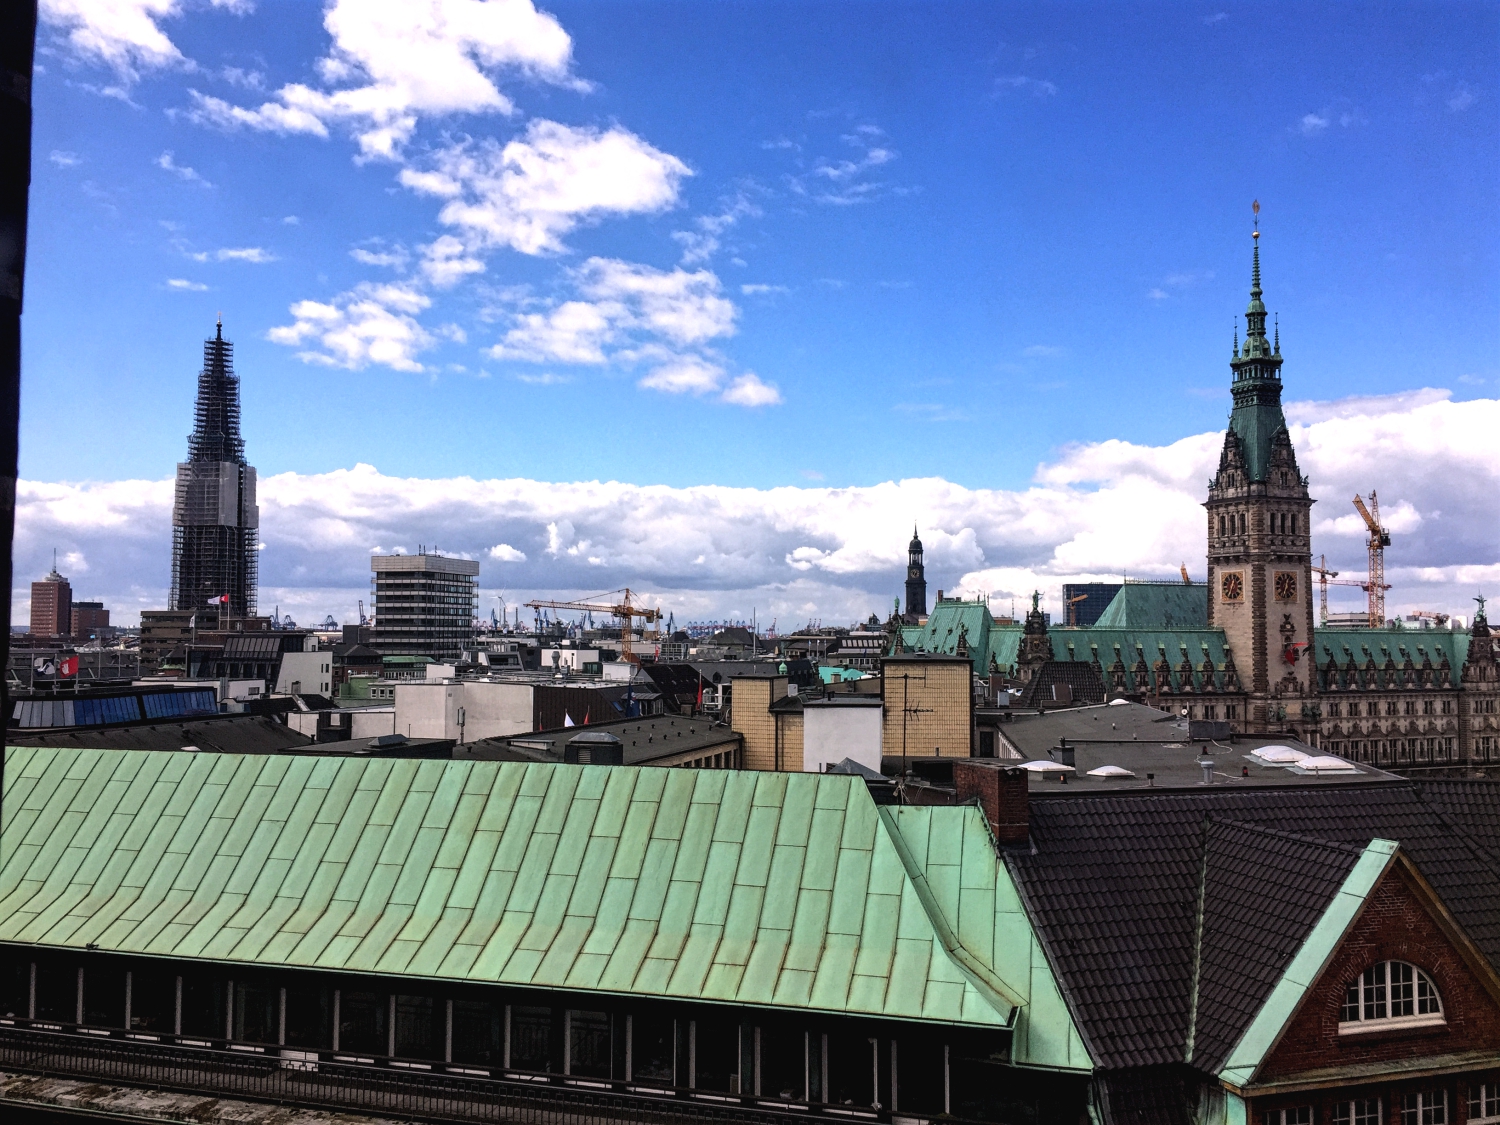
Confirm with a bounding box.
[1258,861,1500,1081]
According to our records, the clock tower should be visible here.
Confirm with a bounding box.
[1205,211,1316,735]
[905,527,928,619]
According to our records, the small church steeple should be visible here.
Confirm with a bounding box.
[904,526,928,620]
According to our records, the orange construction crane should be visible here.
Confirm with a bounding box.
[525,588,663,663]
[1066,593,1089,626]
[1310,555,1365,624]
[1352,492,1392,628]
[1179,563,1191,584]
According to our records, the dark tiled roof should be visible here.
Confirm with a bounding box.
[6,714,313,754]
[1190,819,1361,1073]
[1020,660,1107,707]
[1006,782,1500,1071]
[1096,1065,1197,1125]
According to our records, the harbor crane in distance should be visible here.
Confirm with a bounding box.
[1066,593,1089,626]
[524,588,663,663]
[1352,492,1393,628]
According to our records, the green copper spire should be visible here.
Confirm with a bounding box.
[1225,203,1287,482]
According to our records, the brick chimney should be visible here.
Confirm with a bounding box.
[953,760,1028,845]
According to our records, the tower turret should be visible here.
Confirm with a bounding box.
[905,526,928,619]
[1204,206,1315,734]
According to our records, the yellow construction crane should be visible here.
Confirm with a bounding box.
[1066,593,1089,625]
[1352,492,1392,628]
[1310,554,1366,624]
[525,588,663,663]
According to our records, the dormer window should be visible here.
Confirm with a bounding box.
[1339,961,1444,1033]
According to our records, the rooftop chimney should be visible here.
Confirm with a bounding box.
[954,760,1028,846]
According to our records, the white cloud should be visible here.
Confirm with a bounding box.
[1300,113,1330,135]
[16,393,1500,627]
[419,235,486,287]
[268,282,435,371]
[489,543,526,562]
[185,245,276,263]
[721,372,782,407]
[1023,344,1066,358]
[166,277,209,290]
[788,125,900,206]
[183,0,582,158]
[995,75,1058,97]
[672,194,760,265]
[155,150,213,187]
[639,357,724,395]
[1448,86,1475,113]
[488,257,736,365]
[39,0,249,80]
[49,150,82,167]
[400,121,690,255]
[741,284,789,296]
[282,215,300,224]
[349,243,409,268]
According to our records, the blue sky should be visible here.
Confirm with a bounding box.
[16,0,1500,626]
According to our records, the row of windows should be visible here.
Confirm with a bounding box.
[0,959,1056,1121]
[1325,700,1454,718]
[1327,739,1457,765]
[1268,1088,1500,1125]
[1212,511,1301,537]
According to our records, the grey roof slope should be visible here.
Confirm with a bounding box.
[1006,781,1500,1071]
[1189,819,1362,1073]
[6,714,313,755]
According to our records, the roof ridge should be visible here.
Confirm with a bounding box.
[1204,814,1365,856]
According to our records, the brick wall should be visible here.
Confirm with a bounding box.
[881,658,972,759]
[953,760,1028,843]
[775,711,804,771]
[731,676,785,771]
[1258,867,1500,1082]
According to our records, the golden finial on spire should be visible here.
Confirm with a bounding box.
[1252,199,1260,239]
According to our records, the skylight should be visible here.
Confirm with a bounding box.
[1291,755,1359,774]
[1251,745,1309,763]
[1086,765,1136,778]
[1018,760,1075,772]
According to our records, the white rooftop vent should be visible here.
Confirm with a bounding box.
[1251,744,1309,764]
[1292,754,1359,774]
[1018,759,1076,772]
[1108,697,1131,706]
[1086,764,1136,778]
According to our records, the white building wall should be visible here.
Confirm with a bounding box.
[276,651,332,696]
[802,702,884,773]
[394,679,535,740]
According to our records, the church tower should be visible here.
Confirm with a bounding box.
[905,527,928,619]
[1205,210,1316,735]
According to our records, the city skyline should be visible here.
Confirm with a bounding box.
[14,0,1499,627]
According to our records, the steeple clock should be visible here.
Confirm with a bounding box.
[1205,208,1316,735]
[905,527,928,619]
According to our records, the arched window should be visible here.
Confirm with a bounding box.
[1339,961,1444,1033]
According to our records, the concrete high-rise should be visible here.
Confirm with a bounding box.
[30,561,71,637]
[170,319,259,619]
[370,551,479,659]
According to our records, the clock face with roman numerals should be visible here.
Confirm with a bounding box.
[1221,572,1244,602]
[1275,571,1298,601]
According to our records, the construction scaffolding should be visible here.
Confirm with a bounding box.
[169,320,259,618]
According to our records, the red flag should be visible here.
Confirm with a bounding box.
[583,708,589,725]
[59,656,79,678]
[696,678,704,709]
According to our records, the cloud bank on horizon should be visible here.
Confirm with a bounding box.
[15,390,1499,629]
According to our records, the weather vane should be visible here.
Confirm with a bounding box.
[1252,199,1260,239]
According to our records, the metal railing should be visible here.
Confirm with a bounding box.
[0,1025,880,1125]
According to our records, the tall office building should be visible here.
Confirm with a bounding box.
[30,562,72,637]
[170,319,259,618]
[370,551,479,659]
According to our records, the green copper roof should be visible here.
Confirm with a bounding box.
[0,748,1077,1043]
[1218,839,1397,1090]
[898,600,1000,674]
[1313,627,1468,690]
[1226,233,1289,483]
[1095,583,1208,629]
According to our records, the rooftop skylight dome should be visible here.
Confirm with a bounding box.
[1290,754,1360,774]
[1087,765,1136,778]
[1250,744,1309,764]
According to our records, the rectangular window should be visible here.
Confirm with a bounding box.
[180,972,227,1039]
[568,1009,612,1078]
[0,959,29,1020]
[1362,965,1388,1020]
[896,1035,946,1114]
[1334,1100,1382,1125]
[1470,1083,1500,1124]
[1265,1108,1313,1125]
[694,1018,740,1093]
[1390,961,1415,1016]
[451,998,502,1067]
[630,1012,675,1084]
[285,986,332,1050]
[509,1005,554,1073]
[395,994,444,1060]
[1403,1091,1448,1125]
[83,963,127,1028]
[758,1021,806,1101]
[130,968,176,1034]
[826,1031,876,1109]
[338,990,387,1055]
[34,960,77,1023]
[234,980,279,1044]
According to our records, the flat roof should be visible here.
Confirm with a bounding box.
[460,714,738,765]
[370,553,480,575]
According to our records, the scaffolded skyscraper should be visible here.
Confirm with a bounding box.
[170,319,259,618]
